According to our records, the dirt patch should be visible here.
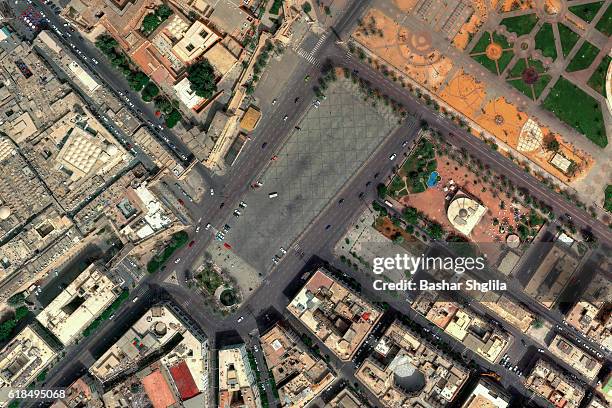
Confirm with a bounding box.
[353,8,453,91]
[393,0,419,12]
[439,70,487,119]
[452,0,498,50]
[501,0,535,13]
[486,43,503,60]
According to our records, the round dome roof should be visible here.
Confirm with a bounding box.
[0,206,11,220]
[393,356,426,394]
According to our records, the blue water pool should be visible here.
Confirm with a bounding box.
[426,171,439,187]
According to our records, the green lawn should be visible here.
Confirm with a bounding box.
[596,4,612,35]
[588,56,611,96]
[471,32,491,53]
[527,58,546,73]
[542,77,607,147]
[558,24,580,57]
[534,23,557,60]
[508,78,533,99]
[532,75,552,98]
[509,58,527,78]
[472,53,498,74]
[501,14,539,36]
[497,51,515,72]
[605,185,612,213]
[566,41,600,72]
[492,32,512,49]
[569,1,604,23]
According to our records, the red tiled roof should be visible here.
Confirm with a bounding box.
[305,269,334,293]
[142,370,176,408]
[169,361,200,401]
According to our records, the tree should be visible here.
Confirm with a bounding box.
[154,97,172,114]
[427,222,443,239]
[402,206,419,225]
[531,317,544,329]
[95,34,118,55]
[127,71,149,91]
[156,4,172,20]
[165,108,182,128]
[187,60,217,98]
[141,13,161,34]
[302,2,312,14]
[7,292,26,306]
[376,183,387,198]
[545,137,560,152]
[141,81,159,101]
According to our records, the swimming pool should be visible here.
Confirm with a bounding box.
[427,171,439,187]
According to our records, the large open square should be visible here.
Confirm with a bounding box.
[214,78,402,273]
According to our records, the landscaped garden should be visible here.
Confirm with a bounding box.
[387,138,437,198]
[588,56,611,96]
[146,231,189,273]
[469,32,515,75]
[566,41,600,72]
[534,23,557,60]
[595,3,612,35]
[605,185,612,213]
[558,24,580,57]
[569,1,604,23]
[507,57,551,100]
[501,13,539,36]
[542,77,607,147]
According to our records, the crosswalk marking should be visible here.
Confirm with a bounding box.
[295,32,328,67]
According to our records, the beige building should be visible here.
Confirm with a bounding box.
[524,359,585,408]
[548,334,602,380]
[413,292,510,363]
[261,324,335,408]
[36,263,118,345]
[324,387,363,408]
[0,326,57,389]
[170,19,219,64]
[461,381,509,408]
[218,344,261,408]
[446,191,487,236]
[287,268,382,361]
[90,306,187,381]
[356,320,468,407]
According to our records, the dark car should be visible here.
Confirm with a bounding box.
[261,142,268,149]
[325,224,332,230]
[358,192,365,198]
[338,199,344,204]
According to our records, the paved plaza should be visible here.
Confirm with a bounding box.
[219,78,399,273]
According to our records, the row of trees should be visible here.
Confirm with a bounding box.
[95,34,183,128]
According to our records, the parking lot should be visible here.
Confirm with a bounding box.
[216,79,397,273]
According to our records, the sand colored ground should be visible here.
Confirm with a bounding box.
[396,150,531,252]
[452,0,498,50]
[438,70,487,118]
[393,0,419,12]
[501,0,535,12]
[475,97,529,144]
[353,9,453,91]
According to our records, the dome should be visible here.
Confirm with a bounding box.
[154,322,167,336]
[105,143,118,156]
[392,356,426,394]
[0,206,11,220]
[447,192,487,236]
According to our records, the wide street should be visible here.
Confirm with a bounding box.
[12,0,610,407]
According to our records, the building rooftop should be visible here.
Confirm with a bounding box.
[548,334,603,380]
[412,292,511,364]
[447,191,487,236]
[261,323,335,408]
[142,369,177,408]
[218,344,260,408]
[525,359,585,408]
[324,387,364,408]
[0,326,57,388]
[174,77,205,110]
[36,263,118,345]
[356,320,468,407]
[287,268,382,361]
[90,306,187,381]
[461,381,510,408]
[239,106,261,132]
[204,41,238,77]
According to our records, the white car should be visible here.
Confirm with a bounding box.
[132,296,139,303]
[174,258,181,264]
[402,140,409,147]
[195,226,200,233]
[279,247,287,255]
[233,209,241,217]
[239,201,247,208]
[283,115,288,121]
[205,223,211,231]
[389,153,397,161]
[272,99,277,105]
[237,316,244,323]
[210,188,214,196]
